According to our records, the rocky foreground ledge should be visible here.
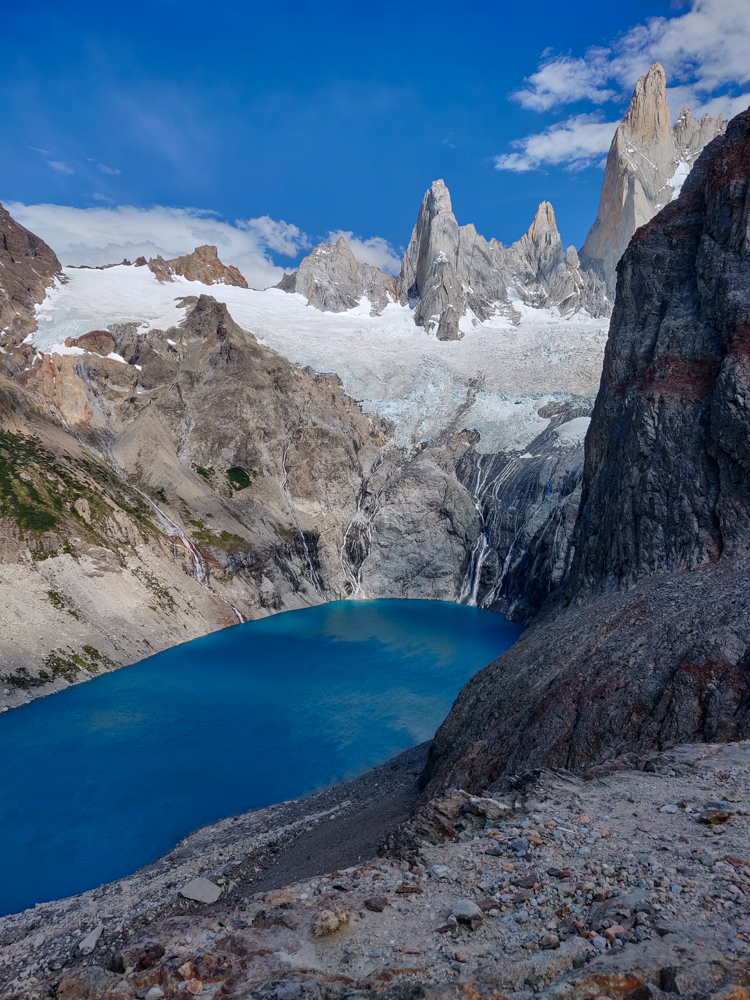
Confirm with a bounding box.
[2,741,749,1000]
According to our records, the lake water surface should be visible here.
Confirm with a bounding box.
[0,599,524,916]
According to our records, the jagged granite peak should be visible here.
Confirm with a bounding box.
[504,201,609,316]
[397,179,500,340]
[423,107,750,794]
[0,201,62,346]
[398,184,609,339]
[580,62,727,296]
[276,236,397,316]
[135,244,249,288]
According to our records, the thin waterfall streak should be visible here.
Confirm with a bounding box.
[281,441,323,594]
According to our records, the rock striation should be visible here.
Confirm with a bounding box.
[424,107,750,793]
[581,62,726,296]
[457,403,592,621]
[135,244,248,287]
[0,201,61,345]
[276,235,398,315]
[397,182,609,340]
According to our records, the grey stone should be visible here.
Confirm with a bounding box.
[179,877,222,904]
[396,181,609,342]
[451,898,484,930]
[78,922,104,955]
[581,62,726,295]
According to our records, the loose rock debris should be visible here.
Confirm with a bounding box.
[1,741,750,999]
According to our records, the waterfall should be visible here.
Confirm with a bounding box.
[458,529,491,606]
[127,482,245,623]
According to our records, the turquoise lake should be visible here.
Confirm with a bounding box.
[0,599,524,917]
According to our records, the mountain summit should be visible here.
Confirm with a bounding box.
[581,62,726,295]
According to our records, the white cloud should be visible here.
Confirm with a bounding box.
[498,0,750,172]
[327,230,402,275]
[239,215,311,256]
[3,202,311,290]
[98,164,121,176]
[48,160,74,175]
[514,53,617,112]
[514,0,750,119]
[495,115,618,173]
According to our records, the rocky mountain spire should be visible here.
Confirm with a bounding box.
[397,182,609,339]
[504,202,610,315]
[276,235,397,316]
[580,62,727,297]
[0,202,62,346]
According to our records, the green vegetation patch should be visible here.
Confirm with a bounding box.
[194,465,214,481]
[189,519,247,552]
[226,466,255,491]
[0,435,60,532]
[6,645,113,689]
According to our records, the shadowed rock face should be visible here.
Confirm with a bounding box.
[0,202,61,345]
[424,108,750,794]
[581,62,726,296]
[457,404,592,622]
[137,244,249,287]
[276,236,398,316]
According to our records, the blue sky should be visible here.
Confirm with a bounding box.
[2,0,748,284]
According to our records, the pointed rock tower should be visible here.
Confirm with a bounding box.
[397,179,489,340]
[397,184,610,336]
[505,202,609,316]
[580,62,726,296]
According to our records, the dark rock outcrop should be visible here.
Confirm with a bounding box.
[0,202,61,345]
[424,107,750,793]
[581,62,726,296]
[63,330,116,356]
[275,236,398,316]
[136,244,248,287]
[457,404,592,621]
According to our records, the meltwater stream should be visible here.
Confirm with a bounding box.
[0,599,524,917]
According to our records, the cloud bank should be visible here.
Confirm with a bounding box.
[496,0,750,173]
[5,203,311,289]
[495,115,618,173]
[4,203,403,288]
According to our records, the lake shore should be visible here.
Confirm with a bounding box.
[0,740,430,992]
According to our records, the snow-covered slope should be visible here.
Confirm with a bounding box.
[33,264,608,453]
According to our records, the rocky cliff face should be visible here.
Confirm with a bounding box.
[581,62,726,296]
[457,403,591,621]
[0,202,61,346]
[424,108,750,793]
[0,292,481,707]
[136,244,248,287]
[276,236,397,315]
[397,182,609,340]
